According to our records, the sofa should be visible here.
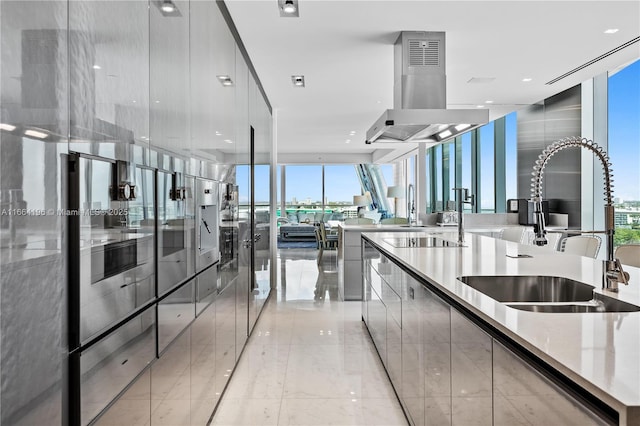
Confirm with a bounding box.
[279,223,317,241]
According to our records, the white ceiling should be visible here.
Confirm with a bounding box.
[225,0,640,163]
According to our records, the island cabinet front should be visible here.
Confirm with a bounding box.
[361,238,615,426]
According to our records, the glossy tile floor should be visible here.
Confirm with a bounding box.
[211,248,408,426]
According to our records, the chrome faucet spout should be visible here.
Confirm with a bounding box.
[452,187,474,244]
[530,136,628,291]
[407,184,416,226]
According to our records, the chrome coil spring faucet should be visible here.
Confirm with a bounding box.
[452,188,474,244]
[530,136,629,291]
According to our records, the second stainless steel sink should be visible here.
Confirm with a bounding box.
[458,275,640,313]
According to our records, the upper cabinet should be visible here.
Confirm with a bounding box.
[69,0,150,160]
[150,0,190,160]
[191,3,237,167]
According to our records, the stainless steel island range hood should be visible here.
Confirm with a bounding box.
[365,31,489,144]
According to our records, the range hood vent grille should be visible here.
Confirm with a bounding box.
[365,31,489,144]
[409,39,440,67]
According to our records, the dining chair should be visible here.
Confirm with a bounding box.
[499,227,526,244]
[615,244,640,268]
[316,222,338,265]
[542,231,563,251]
[560,235,601,258]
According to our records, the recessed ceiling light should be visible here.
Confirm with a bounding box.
[279,0,299,17]
[522,78,532,82]
[485,100,493,104]
[215,131,222,136]
[349,130,356,135]
[92,65,101,70]
[217,75,233,86]
[291,75,305,87]
[132,100,136,103]
[224,139,233,144]
[438,130,452,139]
[346,139,351,143]
[161,0,175,13]
[476,105,485,108]
[283,0,296,13]
[24,129,48,139]
[604,29,619,34]
[0,123,16,131]
[455,124,471,131]
[155,100,160,104]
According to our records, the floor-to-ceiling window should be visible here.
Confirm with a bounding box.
[609,59,640,246]
[284,165,323,217]
[433,144,443,211]
[505,112,518,202]
[460,132,473,212]
[479,121,496,213]
[324,165,363,214]
[426,115,513,214]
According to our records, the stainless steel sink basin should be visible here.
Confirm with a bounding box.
[458,275,640,313]
[385,237,461,248]
[507,293,640,313]
[458,275,595,303]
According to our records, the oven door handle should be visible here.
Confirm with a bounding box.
[201,218,212,234]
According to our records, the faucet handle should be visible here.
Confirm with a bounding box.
[466,193,475,205]
[605,258,630,291]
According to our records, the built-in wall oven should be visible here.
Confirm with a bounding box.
[157,170,191,295]
[195,178,219,272]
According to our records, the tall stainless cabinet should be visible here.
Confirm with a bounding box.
[235,58,273,336]
[68,154,157,425]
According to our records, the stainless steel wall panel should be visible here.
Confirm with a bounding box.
[80,308,155,425]
[158,280,195,353]
[1,1,70,423]
[517,85,582,228]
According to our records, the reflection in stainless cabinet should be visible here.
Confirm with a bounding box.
[423,284,452,426]
[150,0,189,157]
[215,282,236,396]
[0,255,67,426]
[185,175,196,277]
[69,0,150,158]
[368,285,386,365]
[451,309,493,425]
[151,329,191,425]
[79,158,155,342]
[190,302,218,412]
[387,306,402,395]
[94,369,151,426]
[402,277,426,426]
[195,178,219,272]
[493,341,607,426]
[80,308,155,425]
[158,170,188,295]
[158,280,195,353]
[196,264,218,315]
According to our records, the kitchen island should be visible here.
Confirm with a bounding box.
[338,222,544,301]
[362,230,640,425]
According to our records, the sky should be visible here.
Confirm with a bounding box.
[238,59,639,206]
[608,59,640,202]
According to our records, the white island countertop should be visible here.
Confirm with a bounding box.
[362,230,640,424]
